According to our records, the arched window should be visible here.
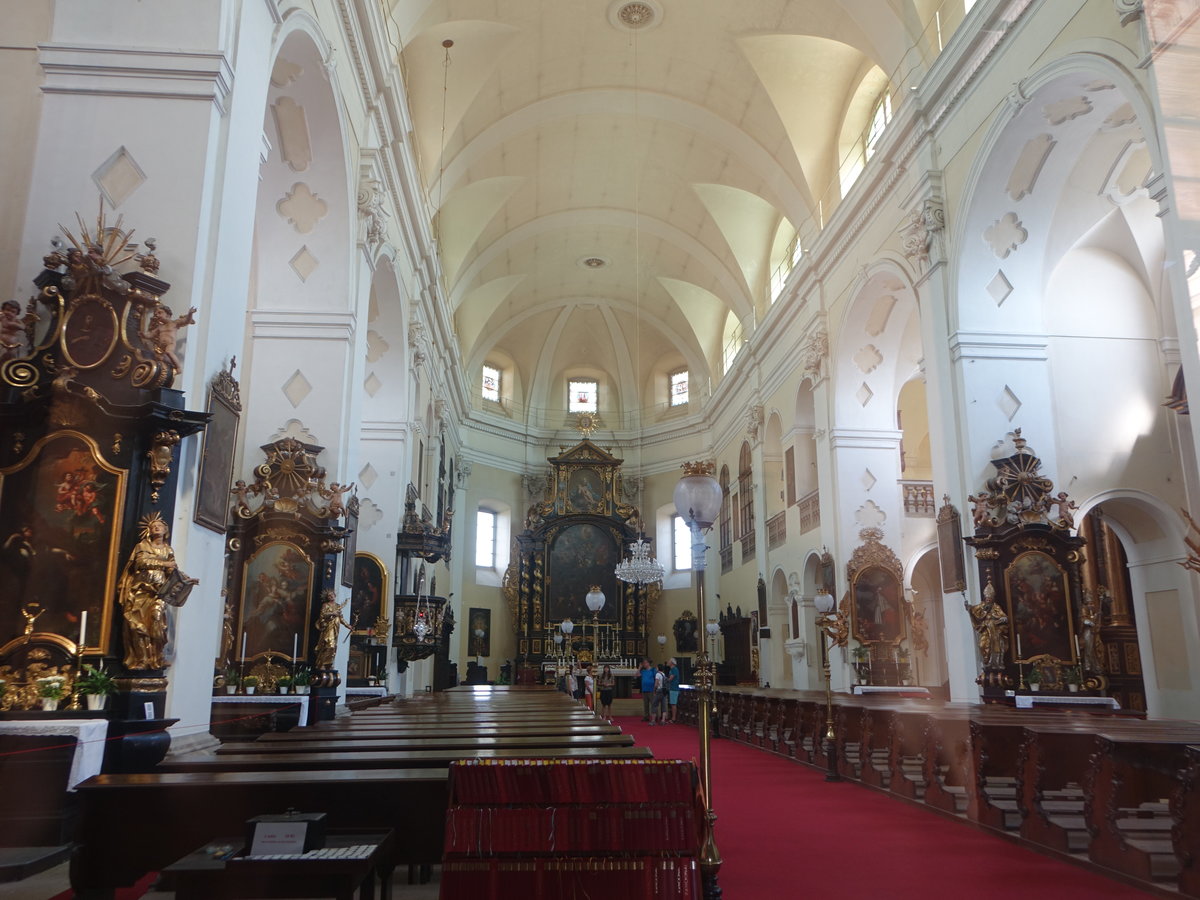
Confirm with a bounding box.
[738,442,753,538]
[719,465,732,550]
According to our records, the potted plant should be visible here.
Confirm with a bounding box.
[293,669,311,695]
[1064,666,1081,693]
[243,675,259,695]
[851,645,870,684]
[77,664,116,711]
[276,675,292,695]
[223,671,240,694]
[36,674,68,711]
[1027,666,1041,692]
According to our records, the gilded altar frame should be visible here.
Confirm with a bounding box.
[505,439,650,662]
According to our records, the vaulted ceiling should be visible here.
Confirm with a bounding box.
[390,0,949,423]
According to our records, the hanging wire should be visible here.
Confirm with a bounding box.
[434,39,454,247]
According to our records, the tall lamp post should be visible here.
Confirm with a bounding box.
[674,460,725,899]
[813,588,848,782]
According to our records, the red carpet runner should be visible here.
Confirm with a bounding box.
[615,717,1153,899]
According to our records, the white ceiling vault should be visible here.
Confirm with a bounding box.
[389,0,944,424]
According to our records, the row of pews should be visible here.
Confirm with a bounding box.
[679,686,1200,897]
[71,686,651,898]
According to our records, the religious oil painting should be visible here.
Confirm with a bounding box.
[469,607,491,658]
[193,379,240,533]
[240,541,313,662]
[547,523,618,624]
[566,467,605,514]
[0,431,125,653]
[1006,550,1073,662]
[350,552,387,635]
[851,565,905,644]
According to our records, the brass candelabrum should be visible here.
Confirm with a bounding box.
[687,518,722,899]
[813,593,848,783]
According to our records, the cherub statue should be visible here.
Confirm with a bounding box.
[141,303,197,373]
[0,301,32,363]
[321,482,353,519]
[1048,491,1077,530]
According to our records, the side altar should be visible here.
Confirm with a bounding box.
[503,439,656,665]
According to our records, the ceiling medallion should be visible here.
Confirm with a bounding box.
[608,0,662,32]
[578,256,609,269]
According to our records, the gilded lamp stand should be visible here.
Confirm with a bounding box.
[813,589,848,783]
[674,462,724,900]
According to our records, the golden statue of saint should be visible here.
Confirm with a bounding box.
[117,513,197,670]
[314,591,352,669]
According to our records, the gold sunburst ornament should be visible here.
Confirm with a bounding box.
[576,411,598,437]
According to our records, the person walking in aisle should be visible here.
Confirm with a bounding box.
[639,658,655,721]
[598,664,616,721]
[649,662,668,725]
[667,657,681,723]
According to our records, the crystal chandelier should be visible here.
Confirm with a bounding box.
[615,534,663,585]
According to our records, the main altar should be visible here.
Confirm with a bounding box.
[503,439,655,666]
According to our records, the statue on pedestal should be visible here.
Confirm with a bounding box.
[117,513,197,670]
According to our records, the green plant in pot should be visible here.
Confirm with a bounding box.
[276,675,293,694]
[77,664,116,711]
[293,668,311,694]
[1064,665,1082,692]
[243,675,260,695]
[1027,666,1041,691]
[36,674,68,710]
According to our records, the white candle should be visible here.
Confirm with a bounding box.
[1016,633,1022,657]
[79,610,88,650]
[293,633,299,661]
[241,631,247,660]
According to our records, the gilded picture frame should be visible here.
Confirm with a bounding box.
[239,540,314,663]
[1005,549,1075,663]
[0,430,126,655]
[851,565,906,645]
[936,496,966,593]
[350,551,387,635]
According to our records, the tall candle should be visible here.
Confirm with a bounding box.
[293,633,299,661]
[241,631,247,661]
[79,610,88,650]
[1016,633,1022,657]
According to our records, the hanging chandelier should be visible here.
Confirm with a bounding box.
[615,534,663,585]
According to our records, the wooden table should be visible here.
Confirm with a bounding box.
[162,830,395,900]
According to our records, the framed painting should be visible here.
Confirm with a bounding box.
[851,565,905,644]
[936,496,966,593]
[0,431,125,654]
[350,552,387,635]
[193,368,241,533]
[1005,550,1074,662]
[239,541,313,662]
[340,496,359,588]
[469,607,491,658]
[565,467,605,514]
[546,522,618,623]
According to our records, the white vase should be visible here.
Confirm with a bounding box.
[245,686,256,695]
[41,698,59,711]
[296,685,309,694]
[85,694,107,711]
[1068,684,1078,693]
[225,685,237,694]
[1029,684,1040,692]
[278,686,289,694]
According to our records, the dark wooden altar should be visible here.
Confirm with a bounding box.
[964,431,1108,702]
[0,212,206,720]
[503,440,653,664]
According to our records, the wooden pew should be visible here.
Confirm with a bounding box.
[1086,731,1200,887]
[72,769,448,897]
[215,733,636,754]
